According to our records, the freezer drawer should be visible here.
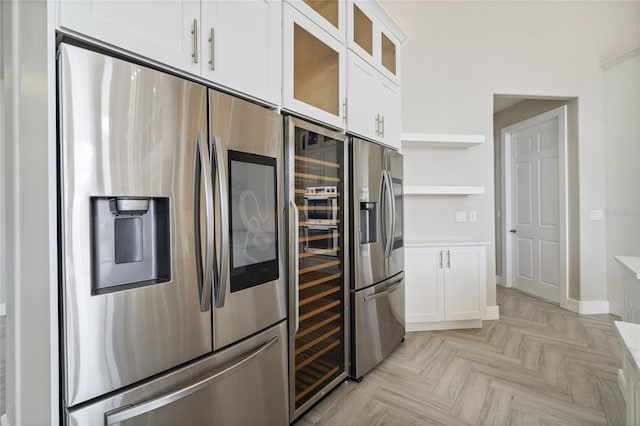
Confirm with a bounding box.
[351,273,405,380]
[67,321,288,426]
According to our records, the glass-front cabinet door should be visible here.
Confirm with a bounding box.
[287,117,349,421]
[283,3,346,130]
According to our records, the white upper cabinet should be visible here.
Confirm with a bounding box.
[59,1,201,74]
[284,0,346,43]
[201,0,281,104]
[282,3,346,130]
[346,52,400,148]
[58,0,281,105]
[346,1,401,85]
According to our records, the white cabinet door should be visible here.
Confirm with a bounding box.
[284,0,346,43]
[283,4,346,130]
[405,247,445,322]
[346,53,377,141]
[443,246,486,321]
[378,76,400,149]
[201,0,281,105]
[59,0,200,74]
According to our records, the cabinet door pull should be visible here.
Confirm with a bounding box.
[381,116,385,137]
[191,19,199,64]
[343,98,348,122]
[208,28,215,70]
[439,250,443,269]
[447,250,451,268]
[375,114,380,136]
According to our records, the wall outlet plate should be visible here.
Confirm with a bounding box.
[590,209,604,221]
[455,211,467,222]
[469,210,477,222]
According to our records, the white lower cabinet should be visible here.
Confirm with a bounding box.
[406,244,487,330]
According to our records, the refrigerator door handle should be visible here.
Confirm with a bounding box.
[289,200,300,338]
[383,171,394,257]
[194,134,214,312]
[212,136,230,308]
[387,170,397,252]
[363,278,403,302]
[104,335,280,425]
[379,172,388,256]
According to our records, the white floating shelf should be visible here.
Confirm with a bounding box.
[404,185,485,195]
[401,133,485,149]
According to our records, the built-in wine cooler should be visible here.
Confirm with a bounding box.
[286,116,349,421]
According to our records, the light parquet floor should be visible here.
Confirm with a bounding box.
[299,287,624,425]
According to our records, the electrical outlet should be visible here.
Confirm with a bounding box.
[455,211,467,222]
[590,210,604,221]
[469,210,477,222]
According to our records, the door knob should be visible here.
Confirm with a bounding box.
[509,229,517,234]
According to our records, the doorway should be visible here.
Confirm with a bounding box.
[501,106,568,305]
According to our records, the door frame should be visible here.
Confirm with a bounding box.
[501,105,568,308]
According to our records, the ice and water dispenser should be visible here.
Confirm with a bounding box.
[360,202,377,244]
[91,196,171,294]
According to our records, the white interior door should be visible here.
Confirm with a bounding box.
[506,107,567,303]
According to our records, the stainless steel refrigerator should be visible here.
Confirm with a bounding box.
[285,116,350,421]
[58,43,288,424]
[350,137,405,380]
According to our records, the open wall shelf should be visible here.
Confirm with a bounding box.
[401,133,485,149]
[404,185,485,195]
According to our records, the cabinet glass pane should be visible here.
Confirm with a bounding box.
[381,33,396,75]
[293,126,345,409]
[303,0,339,29]
[294,24,339,116]
[353,5,372,56]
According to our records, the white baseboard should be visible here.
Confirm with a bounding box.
[485,305,500,320]
[407,319,482,332]
[0,302,5,316]
[566,298,610,314]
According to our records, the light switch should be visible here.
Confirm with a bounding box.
[469,210,477,222]
[590,210,604,221]
[455,211,467,222]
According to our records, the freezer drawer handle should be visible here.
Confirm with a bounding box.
[104,335,280,425]
[363,279,403,302]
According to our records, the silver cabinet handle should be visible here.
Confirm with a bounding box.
[343,98,348,122]
[381,116,385,137]
[375,114,380,136]
[104,335,280,425]
[208,28,215,71]
[439,250,443,269]
[193,134,214,312]
[289,200,300,338]
[191,19,199,64]
[447,250,451,268]
[363,278,403,302]
[212,136,229,308]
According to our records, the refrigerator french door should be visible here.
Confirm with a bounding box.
[286,116,349,421]
[59,43,287,424]
[350,137,405,380]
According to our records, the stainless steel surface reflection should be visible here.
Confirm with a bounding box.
[353,273,405,379]
[59,44,211,406]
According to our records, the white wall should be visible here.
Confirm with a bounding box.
[382,0,640,304]
[604,49,640,316]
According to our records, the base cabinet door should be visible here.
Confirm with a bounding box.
[405,247,444,322]
[443,247,487,321]
[59,0,200,74]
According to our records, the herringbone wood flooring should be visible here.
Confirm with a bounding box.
[299,287,624,425]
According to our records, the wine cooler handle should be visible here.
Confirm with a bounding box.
[289,200,300,338]
[212,136,229,308]
[194,134,214,312]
